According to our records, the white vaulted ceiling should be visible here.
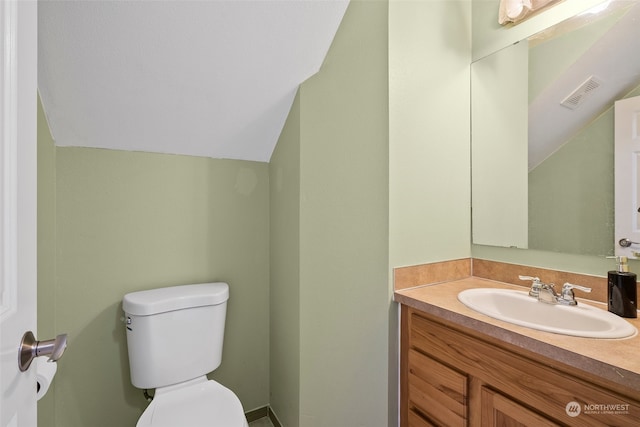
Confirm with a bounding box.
[528,1,640,170]
[38,0,349,162]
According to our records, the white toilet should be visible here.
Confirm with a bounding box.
[122,282,249,427]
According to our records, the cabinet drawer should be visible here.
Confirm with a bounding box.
[408,349,467,427]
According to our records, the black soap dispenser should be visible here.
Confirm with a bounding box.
[608,256,638,318]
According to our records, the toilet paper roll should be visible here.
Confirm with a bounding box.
[35,356,57,401]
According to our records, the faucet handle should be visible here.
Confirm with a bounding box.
[562,282,592,294]
[519,275,544,298]
[559,282,592,305]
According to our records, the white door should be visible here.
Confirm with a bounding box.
[1,1,38,426]
[615,95,640,258]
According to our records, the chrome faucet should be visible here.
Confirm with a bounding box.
[519,276,591,306]
[537,283,560,304]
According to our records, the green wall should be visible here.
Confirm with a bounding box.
[37,96,57,427]
[38,118,270,426]
[269,2,475,425]
[269,1,390,425]
[389,0,472,268]
[269,91,301,427]
[298,1,389,425]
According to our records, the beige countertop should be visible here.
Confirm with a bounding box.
[394,277,640,392]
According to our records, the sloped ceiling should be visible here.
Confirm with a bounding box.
[528,1,640,170]
[38,0,349,162]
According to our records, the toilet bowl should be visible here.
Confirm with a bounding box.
[137,377,248,427]
[122,282,247,427]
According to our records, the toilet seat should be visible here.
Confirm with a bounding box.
[136,376,248,427]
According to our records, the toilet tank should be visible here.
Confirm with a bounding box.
[122,282,229,389]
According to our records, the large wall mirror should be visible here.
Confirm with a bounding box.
[472,0,640,257]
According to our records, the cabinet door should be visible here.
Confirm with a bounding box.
[481,387,560,427]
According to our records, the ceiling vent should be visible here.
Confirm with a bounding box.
[560,76,603,110]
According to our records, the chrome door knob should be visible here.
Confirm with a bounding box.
[18,331,68,372]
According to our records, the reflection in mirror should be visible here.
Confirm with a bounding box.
[472,0,640,257]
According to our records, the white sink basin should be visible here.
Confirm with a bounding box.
[458,288,637,339]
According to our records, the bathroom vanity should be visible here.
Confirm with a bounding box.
[395,278,640,427]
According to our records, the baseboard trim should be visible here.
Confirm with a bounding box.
[268,406,283,427]
[245,405,282,426]
[245,406,268,422]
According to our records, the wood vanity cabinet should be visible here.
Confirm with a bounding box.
[400,305,640,427]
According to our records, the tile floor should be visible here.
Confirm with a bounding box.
[248,417,274,427]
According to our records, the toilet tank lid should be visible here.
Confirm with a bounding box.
[123,282,229,316]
